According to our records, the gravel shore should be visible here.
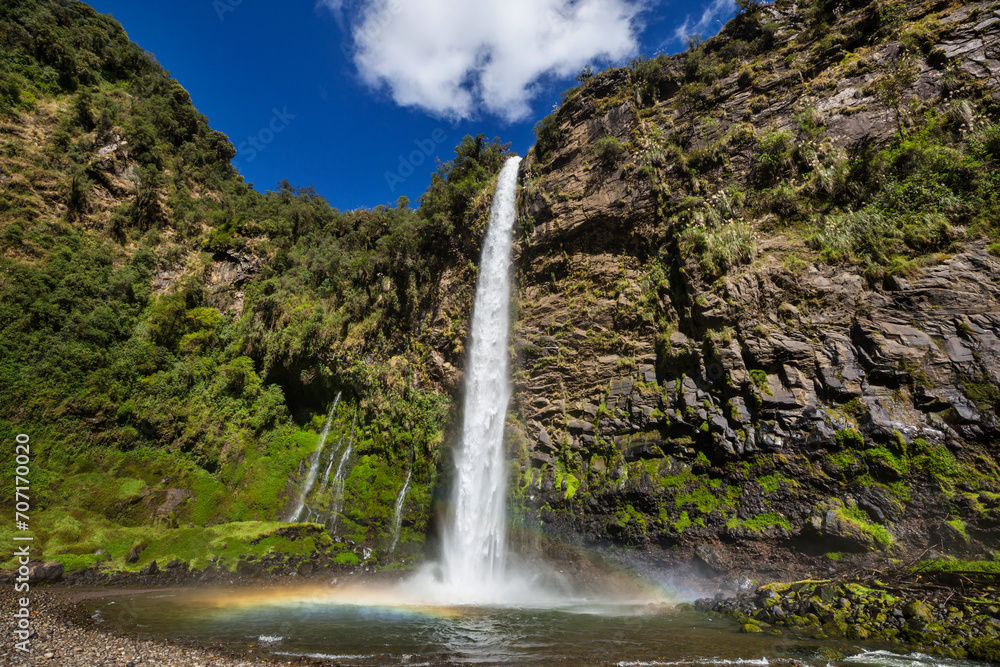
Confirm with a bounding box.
[0,589,313,667]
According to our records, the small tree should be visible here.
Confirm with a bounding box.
[130,166,164,231]
[874,54,919,137]
[66,169,91,221]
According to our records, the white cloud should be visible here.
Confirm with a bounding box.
[335,0,642,121]
[317,0,346,29]
[673,0,735,44]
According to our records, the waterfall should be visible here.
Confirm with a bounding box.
[328,407,357,521]
[440,156,522,593]
[287,392,341,523]
[389,467,412,553]
[320,429,347,489]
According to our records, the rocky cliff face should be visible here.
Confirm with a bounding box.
[507,0,1000,577]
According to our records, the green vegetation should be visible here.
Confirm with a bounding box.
[805,117,1000,274]
[912,559,1000,575]
[838,504,893,550]
[5,0,1000,581]
[835,428,865,449]
[592,136,625,164]
[726,512,792,532]
[0,0,511,567]
[757,472,796,495]
[749,370,772,396]
[533,111,561,163]
[680,221,756,280]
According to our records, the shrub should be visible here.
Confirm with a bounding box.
[835,428,865,449]
[808,209,899,264]
[969,122,1000,162]
[752,130,796,186]
[756,183,810,221]
[681,221,756,280]
[66,169,92,221]
[533,111,561,162]
[749,369,772,396]
[592,136,625,164]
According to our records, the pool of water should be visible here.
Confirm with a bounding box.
[82,587,987,667]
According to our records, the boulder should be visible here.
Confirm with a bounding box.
[28,561,64,583]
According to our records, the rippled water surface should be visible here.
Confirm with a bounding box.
[82,588,986,667]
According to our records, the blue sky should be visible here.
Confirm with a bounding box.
[85,0,737,210]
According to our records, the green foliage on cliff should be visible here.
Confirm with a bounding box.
[0,0,515,569]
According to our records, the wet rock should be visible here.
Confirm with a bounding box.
[125,544,144,565]
[694,544,725,572]
[904,600,934,622]
[154,489,193,519]
[28,561,64,583]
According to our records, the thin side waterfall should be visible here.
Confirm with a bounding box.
[287,392,342,522]
[389,467,412,553]
[320,429,347,489]
[328,407,357,518]
[440,156,522,593]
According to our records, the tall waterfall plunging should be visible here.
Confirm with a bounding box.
[439,156,522,595]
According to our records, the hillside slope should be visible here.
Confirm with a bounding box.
[0,0,505,573]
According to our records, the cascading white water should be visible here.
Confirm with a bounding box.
[440,156,522,595]
[326,407,357,524]
[389,467,412,553]
[288,392,342,522]
[320,429,347,488]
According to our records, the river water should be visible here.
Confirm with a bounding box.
[83,587,986,667]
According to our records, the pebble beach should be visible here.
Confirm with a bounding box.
[0,589,315,667]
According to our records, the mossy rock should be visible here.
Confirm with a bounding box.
[822,620,848,636]
[740,623,763,633]
[903,600,934,621]
[968,638,1000,662]
[814,647,846,661]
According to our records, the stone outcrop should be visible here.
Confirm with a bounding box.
[506,0,1000,576]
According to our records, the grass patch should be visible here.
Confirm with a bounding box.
[912,559,1000,575]
[835,428,865,449]
[681,221,756,280]
[726,512,792,532]
[758,472,797,495]
[749,370,772,396]
[838,505,893,550]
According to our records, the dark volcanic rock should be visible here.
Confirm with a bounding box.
[510,0,1000,573]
